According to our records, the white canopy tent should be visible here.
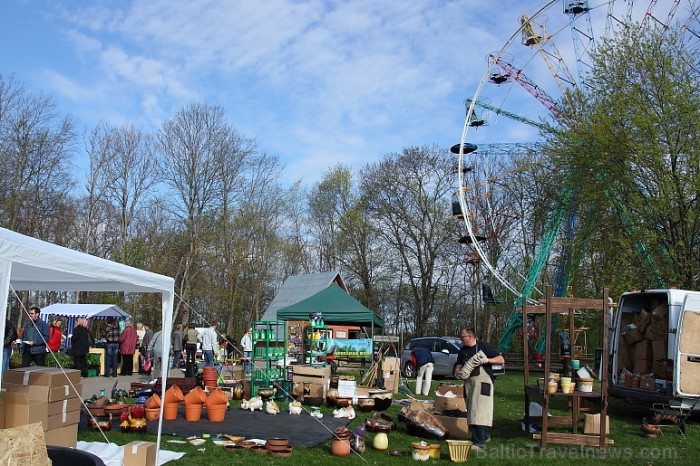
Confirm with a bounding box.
[0,226,175,459]
[39,303,132,347]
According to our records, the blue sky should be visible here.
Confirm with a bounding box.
[1,1,687,187]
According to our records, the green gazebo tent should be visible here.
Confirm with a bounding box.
[277,283,384,328]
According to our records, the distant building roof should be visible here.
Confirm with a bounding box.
[260,271,345,322]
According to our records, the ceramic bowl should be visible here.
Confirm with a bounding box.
[266,438,289,447]
[303,396,324,407]
[270,447,293,457]
[357,397,375,412]
[251,445,269,455]
[335,397,352,408]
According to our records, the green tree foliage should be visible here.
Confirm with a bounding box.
[544,24,700,291]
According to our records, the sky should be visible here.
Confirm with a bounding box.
[1,1,691,187]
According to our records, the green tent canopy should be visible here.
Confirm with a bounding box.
[277,283,384,327]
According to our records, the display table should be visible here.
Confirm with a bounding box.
[89,348,140,375]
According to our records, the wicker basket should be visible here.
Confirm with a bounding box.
[446,439,472,463]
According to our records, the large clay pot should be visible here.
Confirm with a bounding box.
[163,402,179,420]
[331,438,351,457]
[144,407,160,422]
[144,393,161,409]
[164,385,184,404]
[206,404,226,422]
[206,388,229,406]
[185,403,203,422]
[184,386,207,405]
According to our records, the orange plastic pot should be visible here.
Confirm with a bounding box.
[144,393,161,409]
[184,386,207,405]
[164,385,184,404]
[144,407,160,422]
[185,403,203,422]
[206,388,229,407]
[163,402,180,420]
[206,404,226,422]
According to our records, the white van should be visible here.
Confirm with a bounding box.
[609,289,700,410]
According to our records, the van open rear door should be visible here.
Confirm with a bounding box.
[675,294,700,398]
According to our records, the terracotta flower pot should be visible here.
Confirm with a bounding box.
[185,403,203,421]
[206,404,226,422]
[144,407,160,422]
[164,385,184,404]
[163,402,180,420]
[184,386,207,405]
[144,393,161,409]
[331,438,351,457]
[206,388,229,407]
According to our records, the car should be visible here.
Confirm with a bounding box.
[400,336,505,379]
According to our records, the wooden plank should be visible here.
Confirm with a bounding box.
[544,298,605,311]
[533,433,614,446]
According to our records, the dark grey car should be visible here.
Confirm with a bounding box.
[401,336,505,378]
[400,336,463,378]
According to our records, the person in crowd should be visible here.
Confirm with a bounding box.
[454,327,505,452]
[148,328,167,383]
[139,323,154,374]
[47,318,65,353]
[171,323,184,369]
[136,322,146,347]
[240,328,253,375]
[103,316,121,377]
[21,306,50,367]
[3,318,18,371]
[411,345,435,396]
[184,323,199,374]
[119,320,138,375]
[71,317,92,377]
[198,321,218,367]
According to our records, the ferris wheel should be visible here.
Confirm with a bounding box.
[453,0,700,311]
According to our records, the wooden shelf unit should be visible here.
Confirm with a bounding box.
[522,285,612,453]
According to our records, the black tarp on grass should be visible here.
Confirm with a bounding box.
[143,407,351,447]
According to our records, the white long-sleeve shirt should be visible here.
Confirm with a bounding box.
[198,327,217,351]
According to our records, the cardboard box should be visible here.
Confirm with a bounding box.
[383,371,399,393]
[338,379,355,397]
[583,413,610,434]
[382,357,400,371]
[3,367,81,387]
[47,397,81,416]
[46,410,80,431]
[633,358,651,374]
[623,325,644,346]
[410,399,434,411]
[433,395,467,412]
[292,364,331,384]
[436,384,464,397]
[652,340,667,361]
[639,376,655,391]
[617,342,633,371]
[433,414,469,439]
[2,394,48,428]
[2,382,82,402]
[44,423,78,448]
[652,360,669,378]
[0,398,4,429]
[644,319,668,341]
[634,340,652,360]
[124,441,157,466]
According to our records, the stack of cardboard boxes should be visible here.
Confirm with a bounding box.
[292,364,331,400]
[618,303,669,392]
[380,357,400,394]
[1,367,82,447]
[430,383,469,439]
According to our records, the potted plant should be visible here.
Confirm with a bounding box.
[87,353,101,377]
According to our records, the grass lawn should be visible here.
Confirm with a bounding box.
[78,371,698,465]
